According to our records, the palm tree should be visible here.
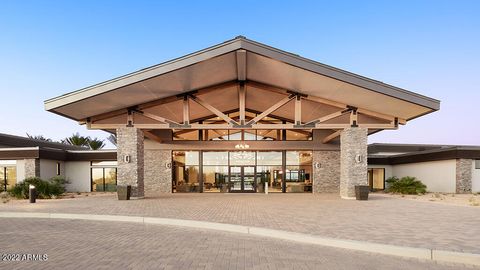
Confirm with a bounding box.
[26,133,52,142]
[62,133,90,147]
[88,138,105,150]
[107,134,117,146]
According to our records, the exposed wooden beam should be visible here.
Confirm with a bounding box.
[87,122,398,130]
[322,130,342,143]
[127,110,134,127]
[236,50,247,81]
[350,109,358,127]
[143,130,163,143]
[134,110,181,125]
[239,82,246,125]
[247,94,296,125]
[295,96,302,125]
[183,96,190,125]
[305,108,351,126]
[189,95,238,125]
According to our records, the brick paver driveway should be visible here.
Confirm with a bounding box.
[1,193,480,254]
[0,218,467,270]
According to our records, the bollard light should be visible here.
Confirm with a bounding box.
[29,184,36,203]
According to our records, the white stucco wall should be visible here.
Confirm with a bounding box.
[39,159,65,180]
[472,160,480,193]
[391,160,456,193]
[16,159,25,183]
[65,161,91,192]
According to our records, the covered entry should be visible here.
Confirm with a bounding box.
[45,36,440,198]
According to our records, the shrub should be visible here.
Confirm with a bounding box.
[8,176,68,199]
[386,176,427,195]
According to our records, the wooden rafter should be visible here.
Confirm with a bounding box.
[189,95,238,125]
[144,130,163,143]
[323,130,342,143]
[133,109,181,125]
[236,50,247,81]
[183,96,190,125]
[239,82,246,125]
[305,108,351,126]
[295,96,301,125]
[247,94,296,125]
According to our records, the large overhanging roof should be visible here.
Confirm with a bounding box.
[45,36,439,127]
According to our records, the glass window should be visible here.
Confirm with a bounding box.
[91,161,117,167]
[91,168,105,192]
[475,160,480,169]
[256,151,282,165]
[202,166,228,192]
[203,152,228,165]
[104,168,117,192]
[257,130,280,140]
[173,129,199,140]
[91,162,117,192]
[173,151,200,192]
[257,165,283,193]
[0,166,16,192]
[286,151,313,165]
[173,151,199,165]
[0,160,16,166]
[286,130,313,141]
[56,162,61,175]
[230,151,255,165]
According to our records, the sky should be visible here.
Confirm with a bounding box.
[0,0,479,148]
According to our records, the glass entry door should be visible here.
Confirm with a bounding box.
[229,166,256,193]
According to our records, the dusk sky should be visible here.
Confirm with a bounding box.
[1,0,479,148]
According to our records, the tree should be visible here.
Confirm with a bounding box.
[62,133,90,147]
[107,134,117,146]
[88,138,105,150]
[26,133,52,142]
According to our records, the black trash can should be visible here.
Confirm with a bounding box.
[117,185,131,200]
[355,185,369,200]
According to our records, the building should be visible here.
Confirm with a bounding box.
[42,36,441,198]
[0,133,116,192]
[1,132,478,194]
[368,143,480,193]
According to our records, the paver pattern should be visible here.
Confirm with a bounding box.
[0,218,470,270]
[1,193,480,254]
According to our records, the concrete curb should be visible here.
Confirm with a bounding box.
[0,211,478,266]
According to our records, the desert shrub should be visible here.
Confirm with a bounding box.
[385,176,427,195]
[8,176,68,199]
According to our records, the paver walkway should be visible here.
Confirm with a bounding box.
[1,193,480,254]
[0,218,469,270]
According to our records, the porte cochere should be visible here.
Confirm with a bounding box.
[45,36,440,198]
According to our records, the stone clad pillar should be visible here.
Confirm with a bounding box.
[313,151,340,193]
[117,127,144,198]
[24,159,40,178]
[340,127,368,198]
[456,159,472,194]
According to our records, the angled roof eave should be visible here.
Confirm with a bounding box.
[44,36,440,115]
[238,38,440,111]
[44,37,244,111]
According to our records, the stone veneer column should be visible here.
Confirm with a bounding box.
[456,159,472,194]
[313,151,340,193]
[117,127,144,198]
[340,127,368,198]
[144,149,172,195]
[24,159,40,178]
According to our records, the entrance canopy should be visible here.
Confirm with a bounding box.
[45,36,440,141]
